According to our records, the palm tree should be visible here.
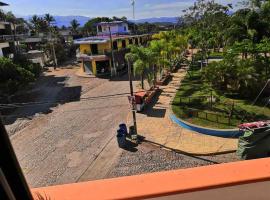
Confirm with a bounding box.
[44,13,55,26]
[30,15,41,34]
[0,9,6,21]
[70,19,80,34]
[5,12,19,54]
[127,45,151,89]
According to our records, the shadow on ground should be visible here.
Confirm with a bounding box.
[140,89,167,118]
[1,74,82,125]
[118,135,145,153]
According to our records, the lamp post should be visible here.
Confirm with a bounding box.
[127,56,138,141]
[108,26,116,77]
[48,22,58,69]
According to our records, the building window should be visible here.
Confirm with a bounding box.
[98,25,102,32]
[113,41,118,50]
[129,39,133,44]
[124,26,127,31]
[135,38,139,45]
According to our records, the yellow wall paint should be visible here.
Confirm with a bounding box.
[92,60,97,75]
[98,42,111,53]
[117,40,122,49]
[80,44,91,54]
[125,39,129,46]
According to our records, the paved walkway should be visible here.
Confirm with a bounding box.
[136,69,238,155]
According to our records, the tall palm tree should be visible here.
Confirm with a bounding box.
[128,45,151,89]
[0,9,6,21]
[44,13,55,26]
[30,15,41,34]
[70,19,80,34]
[5,12,19,54]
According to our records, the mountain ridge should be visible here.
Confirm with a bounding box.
[22,15,178,27]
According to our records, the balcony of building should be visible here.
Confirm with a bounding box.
[32,158,270,200]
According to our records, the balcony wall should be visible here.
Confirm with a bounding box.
[32,158,270,200]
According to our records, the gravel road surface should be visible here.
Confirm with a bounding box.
[108,142,239,178]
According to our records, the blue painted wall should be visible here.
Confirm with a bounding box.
[170,114,242,138]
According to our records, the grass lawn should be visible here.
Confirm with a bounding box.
[172,67,270,129]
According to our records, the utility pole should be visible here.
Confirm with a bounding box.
[52,40,58,68]
[108,26,116,76]
[127,58,138,140]
[49,25,58,69]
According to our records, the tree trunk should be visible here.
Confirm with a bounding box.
[153,65,157,87]
[141,73,144,89]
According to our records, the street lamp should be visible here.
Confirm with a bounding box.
[126,54,138,141]
[108,26,117,77]
[48,22,58,69]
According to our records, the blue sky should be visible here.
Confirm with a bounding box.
[3,0,239,19]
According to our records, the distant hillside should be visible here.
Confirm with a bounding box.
[23,15,179,27]
[134,17,178,24]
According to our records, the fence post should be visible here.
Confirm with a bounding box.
[216,114,218,123]
[205,112,208,120]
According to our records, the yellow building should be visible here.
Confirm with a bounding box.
[74,34,151,77]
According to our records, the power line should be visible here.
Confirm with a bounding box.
[0,92,130,109]
[0,104,129,119]
[252,79,270,105]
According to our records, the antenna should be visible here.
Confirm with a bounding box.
[131,0,135,20]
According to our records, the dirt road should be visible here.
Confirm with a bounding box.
[6,66,131,188]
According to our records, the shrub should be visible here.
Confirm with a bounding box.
[13,54,42,77]
[0,57,36,94]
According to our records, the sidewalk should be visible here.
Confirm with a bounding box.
[136,69,238,155]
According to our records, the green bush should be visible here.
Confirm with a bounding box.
[0,57,36,94]
[14,54,42,77]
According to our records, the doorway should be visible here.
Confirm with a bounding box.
[91,44,98,55]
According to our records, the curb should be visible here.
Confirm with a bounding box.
[170,114,241,138]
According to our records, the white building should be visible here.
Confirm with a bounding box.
[0,21,14,58]
[97,21,130,36]
[0,2,15,58]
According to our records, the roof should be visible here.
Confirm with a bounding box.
[74,34,150,45]
[97,21,126,26]
[0,2,8,6]
[74,37,109,45]
[27,50,44,54]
